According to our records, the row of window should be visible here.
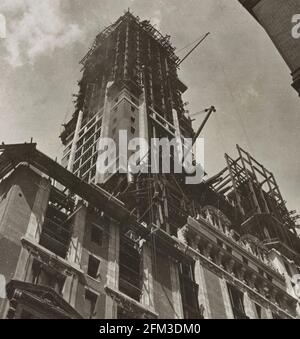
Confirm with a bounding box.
[83,266,276,319]
[84,223,105,318]
[86,224,104,279]
[227,283,281,319]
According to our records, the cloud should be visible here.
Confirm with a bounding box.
[0,0,25,12]
[0,0,83,67]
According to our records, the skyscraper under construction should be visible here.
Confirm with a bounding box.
[0,11,299,319]
[60,11,192,183]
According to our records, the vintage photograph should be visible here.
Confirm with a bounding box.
[0,0,300,321]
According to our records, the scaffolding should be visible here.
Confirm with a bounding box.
[210,145,300,261]
[119,230,143,302]
[39,186,75,258]
[80,11,179,68]
[212,145,297,229]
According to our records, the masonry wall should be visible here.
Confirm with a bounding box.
[0,166,49,318]
[199,263,283,319]
[75,210,112,319]
[202,267,229,319]
[0,165,120,319]
[239,0,300,94]
[0,165,296,319]
[251,0,300,72]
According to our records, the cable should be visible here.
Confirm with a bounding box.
[177,33,210,66]
[177,35,208,54]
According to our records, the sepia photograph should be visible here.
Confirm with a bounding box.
[0,0,300,323]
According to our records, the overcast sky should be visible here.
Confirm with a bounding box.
[0,0,299,213]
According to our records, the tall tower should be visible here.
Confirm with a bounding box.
[60,10,196,232]
[238,0,300,96]
[61,10,192,182]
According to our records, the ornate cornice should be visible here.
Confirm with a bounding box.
[21,236,83,276]
[173,232,297,319]
[186,216,284,280]
[6,280,82,319]
[104,285,158,319]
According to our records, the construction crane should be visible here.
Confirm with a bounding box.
[175,32,215,142]
[177,32,210,66]
[192,106,216,144]
[183,106,216,167]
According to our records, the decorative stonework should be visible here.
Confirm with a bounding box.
[21,236,83,277]
[6,280,82,319]
[174,218,297,319]
[104,285,158,319]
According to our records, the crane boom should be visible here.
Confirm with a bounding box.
[177,32,210,66]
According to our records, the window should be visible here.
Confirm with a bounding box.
[91,225,103,247]
[119,235,142,302]
[179,263,201,319]
[179,262,195,281]
[87,255,100,279]
[131,127,136,135]
[283,261,292,277]
[131,106,135,113]
[227,284,248,319]
[131,116,135,123]
[112,127,116,135]
[85,289,98,319]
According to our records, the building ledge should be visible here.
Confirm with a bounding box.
[171,234,297,319]
[21,236,84,276]
[104,285,158,319]
[187,216,285,281]
[6,280,83,319]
